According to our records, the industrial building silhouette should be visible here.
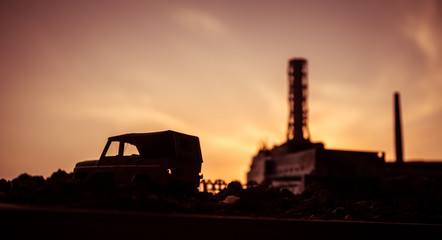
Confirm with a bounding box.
[247,58,442,195]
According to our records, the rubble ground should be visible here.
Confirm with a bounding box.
[1,170,442,224]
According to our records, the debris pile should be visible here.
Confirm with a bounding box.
[1,170,442,224]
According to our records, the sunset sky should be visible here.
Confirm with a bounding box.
[1,0,441,182]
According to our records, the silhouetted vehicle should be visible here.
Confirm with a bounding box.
[73,130,203,192]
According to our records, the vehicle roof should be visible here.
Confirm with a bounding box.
[108,130,197,141]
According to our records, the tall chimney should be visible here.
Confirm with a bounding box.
[394,92,404,163]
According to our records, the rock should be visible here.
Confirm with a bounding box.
[318,189,331,204]
[332,207,347,219]
[222,195,240,204]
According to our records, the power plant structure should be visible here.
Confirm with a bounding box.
[247,58,386,194]
[247,58,442,195]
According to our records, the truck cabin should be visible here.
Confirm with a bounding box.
[99,131,203,163]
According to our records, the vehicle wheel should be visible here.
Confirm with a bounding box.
[86,172,116,191]
[131,175,154,192]
[169,182,198,196]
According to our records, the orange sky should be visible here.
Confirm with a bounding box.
[1,0,441,183]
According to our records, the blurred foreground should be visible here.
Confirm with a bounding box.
[2,202,440,240]
[1,169,442,225]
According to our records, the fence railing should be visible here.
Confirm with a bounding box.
[199,179,252,193]
[199,179,227,193]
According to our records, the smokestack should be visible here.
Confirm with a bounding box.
[394,92,404,163]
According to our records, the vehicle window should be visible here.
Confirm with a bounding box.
[105,141,119,157]
[123,142,139,156]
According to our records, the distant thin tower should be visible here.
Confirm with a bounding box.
[394,92,404,163]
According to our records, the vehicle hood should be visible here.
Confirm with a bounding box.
[75,160,98,167]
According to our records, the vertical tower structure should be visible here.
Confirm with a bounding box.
[287,58,310,145]
[394,92,404,163]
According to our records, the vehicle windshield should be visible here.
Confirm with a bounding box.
[105,141,119,157]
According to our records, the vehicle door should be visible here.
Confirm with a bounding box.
[98,140,121,171]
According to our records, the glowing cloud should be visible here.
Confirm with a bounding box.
[171,8,227,38]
